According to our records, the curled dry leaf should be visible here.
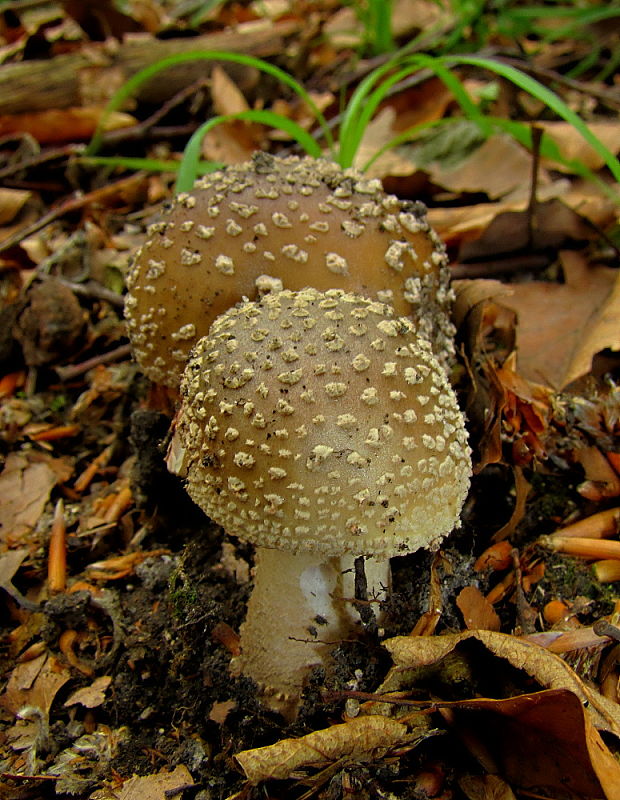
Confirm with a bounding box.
[235,715,412,784]
[449,689,620,800]
[383,630,620,737]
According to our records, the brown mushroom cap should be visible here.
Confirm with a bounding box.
[173,288,471,558]
[125,153,454,387]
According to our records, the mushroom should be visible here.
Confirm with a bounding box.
[169,287,471,716]
[125,153,455,388]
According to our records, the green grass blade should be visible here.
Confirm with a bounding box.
[367,0,396,55]
[86,51,334,157]
[175,109,323,192]
[414,54,492,135]
[80,155,223,174]
[337,58,403,168]
[339,52,496,169]
[441,55,620,184]
[338,68,409,168]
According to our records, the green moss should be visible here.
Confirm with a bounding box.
[168,567,198,617]
[538,551,616,621]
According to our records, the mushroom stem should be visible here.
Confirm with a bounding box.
[235,547,360,718]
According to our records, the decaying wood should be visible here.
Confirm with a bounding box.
[0,20,300,115]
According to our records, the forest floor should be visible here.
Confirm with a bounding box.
[0,2,619,799]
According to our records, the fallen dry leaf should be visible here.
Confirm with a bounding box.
[0,107,135,144]
[0,547,38,609]
[211,64,250,116]
[199,63,266,164]
[456,586,501,631]
[96,764,194,800]
[448,689,620,800]
[64,675,112,709]
[0,548,29,588]
[427,182,571,245]
[460,773,517,800]
[458,199,592,262]
[0,452,58,543]
[358,78,454,178]
[540,120,620,171]
[0,651,71,717]
[383,630,620,737]
[428,134,550,200]
[499,250,620,387]
[235,715,412,784]
[0,188,32,225]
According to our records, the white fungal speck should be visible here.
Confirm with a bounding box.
[325,382,347,398]
[226,219,243,236]
[181,249,202,265]
[171,323,196,341]
[272,212,292,228]
[325,253,349,275]
[214,255,234,275]
[361,388,379,405]
[281,244,309,263]
[196,225,215,239]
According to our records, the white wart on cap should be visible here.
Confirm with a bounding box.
[174,287,471,558]
[125,154,454,387]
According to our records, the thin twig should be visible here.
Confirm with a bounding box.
[526,125,543,249]
[101,78,210,147]
[0,144,83,181]
[499,55,620,109]
[0,173,146,253]
[450,254,550,279]
[55,343,132,381]
[56,278,125,309]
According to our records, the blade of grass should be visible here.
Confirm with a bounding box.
[86,51,334,157]
[80,155,222,174]
[340,53,490,169]
[337,57,405,168]
[441,55,620,184]
[414,54,491,135]
[175,109,323,192]
[336,22,447,167]
[363,114,619,204]
[366,0,396,55]
[338,66,423,168]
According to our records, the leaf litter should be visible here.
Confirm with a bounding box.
[0,1,619,798]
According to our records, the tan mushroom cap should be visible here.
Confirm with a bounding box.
[174,288,471,558]
[125,153,454,387]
